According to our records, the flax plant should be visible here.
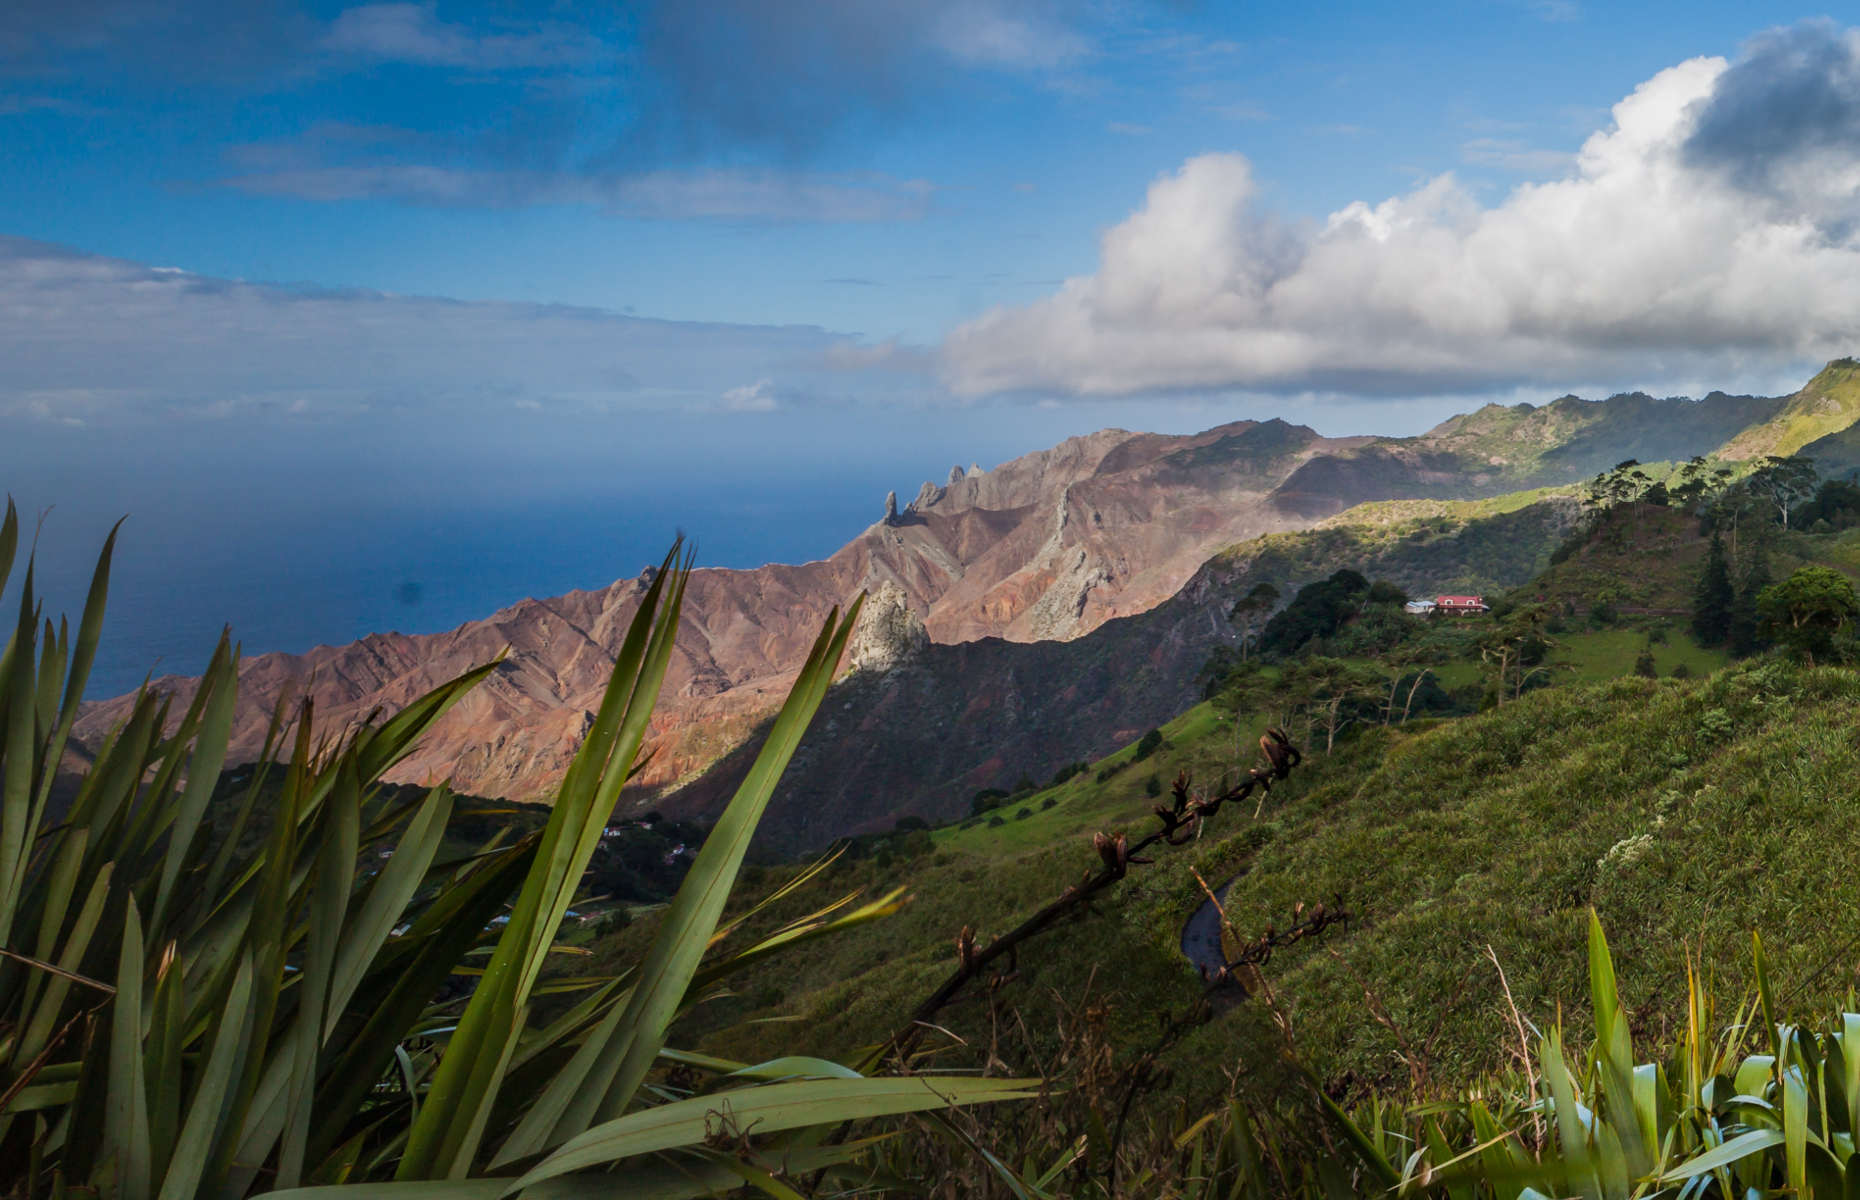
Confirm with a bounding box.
[0,503,1035,1198]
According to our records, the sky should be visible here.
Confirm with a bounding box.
[7,1,1860,684]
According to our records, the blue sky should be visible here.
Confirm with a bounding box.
[5,1,1826,345]
[7,3,1854,417]
[8,2,1860,681]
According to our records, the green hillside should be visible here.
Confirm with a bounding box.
[585,487,1860,1182]
[1420,388,1785,484]
[611,657,1860,1155]
[1720,357,1860,461]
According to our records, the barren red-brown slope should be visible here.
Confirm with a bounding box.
[73,386,1785,806]
[73,418,1342,799]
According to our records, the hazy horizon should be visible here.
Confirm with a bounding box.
[10,2,1860,688]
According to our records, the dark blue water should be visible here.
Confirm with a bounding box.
[16,483,889,699]
[5,393,1293,701]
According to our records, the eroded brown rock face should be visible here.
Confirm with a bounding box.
[73,391,1779,810]
[76,419,1336,800]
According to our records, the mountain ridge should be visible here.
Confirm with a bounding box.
[72,375,1816,814]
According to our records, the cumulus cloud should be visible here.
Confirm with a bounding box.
[944,21,1860,399]
[0,236,917,422]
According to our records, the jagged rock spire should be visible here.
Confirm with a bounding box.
[883,489,899,525]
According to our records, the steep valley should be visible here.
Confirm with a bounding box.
[72,379,1804,834]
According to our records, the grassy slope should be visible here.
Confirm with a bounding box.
[1721,357,1860,460]
[622,633,1860,1128]
[606,509,1860,1108]
[607,494,1860,1126]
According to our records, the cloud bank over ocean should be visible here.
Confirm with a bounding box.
[945,22,1860,400]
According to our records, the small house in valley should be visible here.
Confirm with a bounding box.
[1403,599,1437,615]
[1433,595,1489,615]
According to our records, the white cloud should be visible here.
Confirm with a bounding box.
[322,3,596,70]
[719,379,780,411]
[0,236,923,422]
[944,25,1860,399]
[220,164,936,222]
[930,1,1088,70]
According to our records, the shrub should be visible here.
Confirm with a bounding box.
[969,788,1008,816]
[987,815,1007,828]
[1014,807,1032,820]
[1040,796,1057,810]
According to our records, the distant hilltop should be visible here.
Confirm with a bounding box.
[76,363,1856,817]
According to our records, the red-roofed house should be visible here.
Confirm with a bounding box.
[1435,595,1489,615]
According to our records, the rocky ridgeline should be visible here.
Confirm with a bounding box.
[75,375,1807,823]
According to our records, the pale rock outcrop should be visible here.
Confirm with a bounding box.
[845,582,928,674]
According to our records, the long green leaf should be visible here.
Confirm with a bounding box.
[511,1074,1038,1192]
[150,632,239,932]
[1657,1128,1784,1181]
[505,598,862,1160]
[400,546,687,1179]
[155,954,255,1200]
[0,558,41,946]
[103,898,152,1200]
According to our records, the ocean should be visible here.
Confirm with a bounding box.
[22,482,888,701]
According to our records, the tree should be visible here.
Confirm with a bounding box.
[1794,478,1860,531]
[1210,661,1275,760]
[1690,532,1734,646]
[1227,580,1280,660]
[1728,538,1773,656]
[1747,455,1819,530]
[1275,656,1384,755]
[1708,482,1765,557]
[1258,569,1368,657]
[1478,603,1555,703]
[1757,565,1860,664]
[1378,644,1436,725]
[1581,459,1657,544]
[1633,645,1657,678]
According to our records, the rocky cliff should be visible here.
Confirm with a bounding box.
[73,384,1788,811]
[657,495,1582,853]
